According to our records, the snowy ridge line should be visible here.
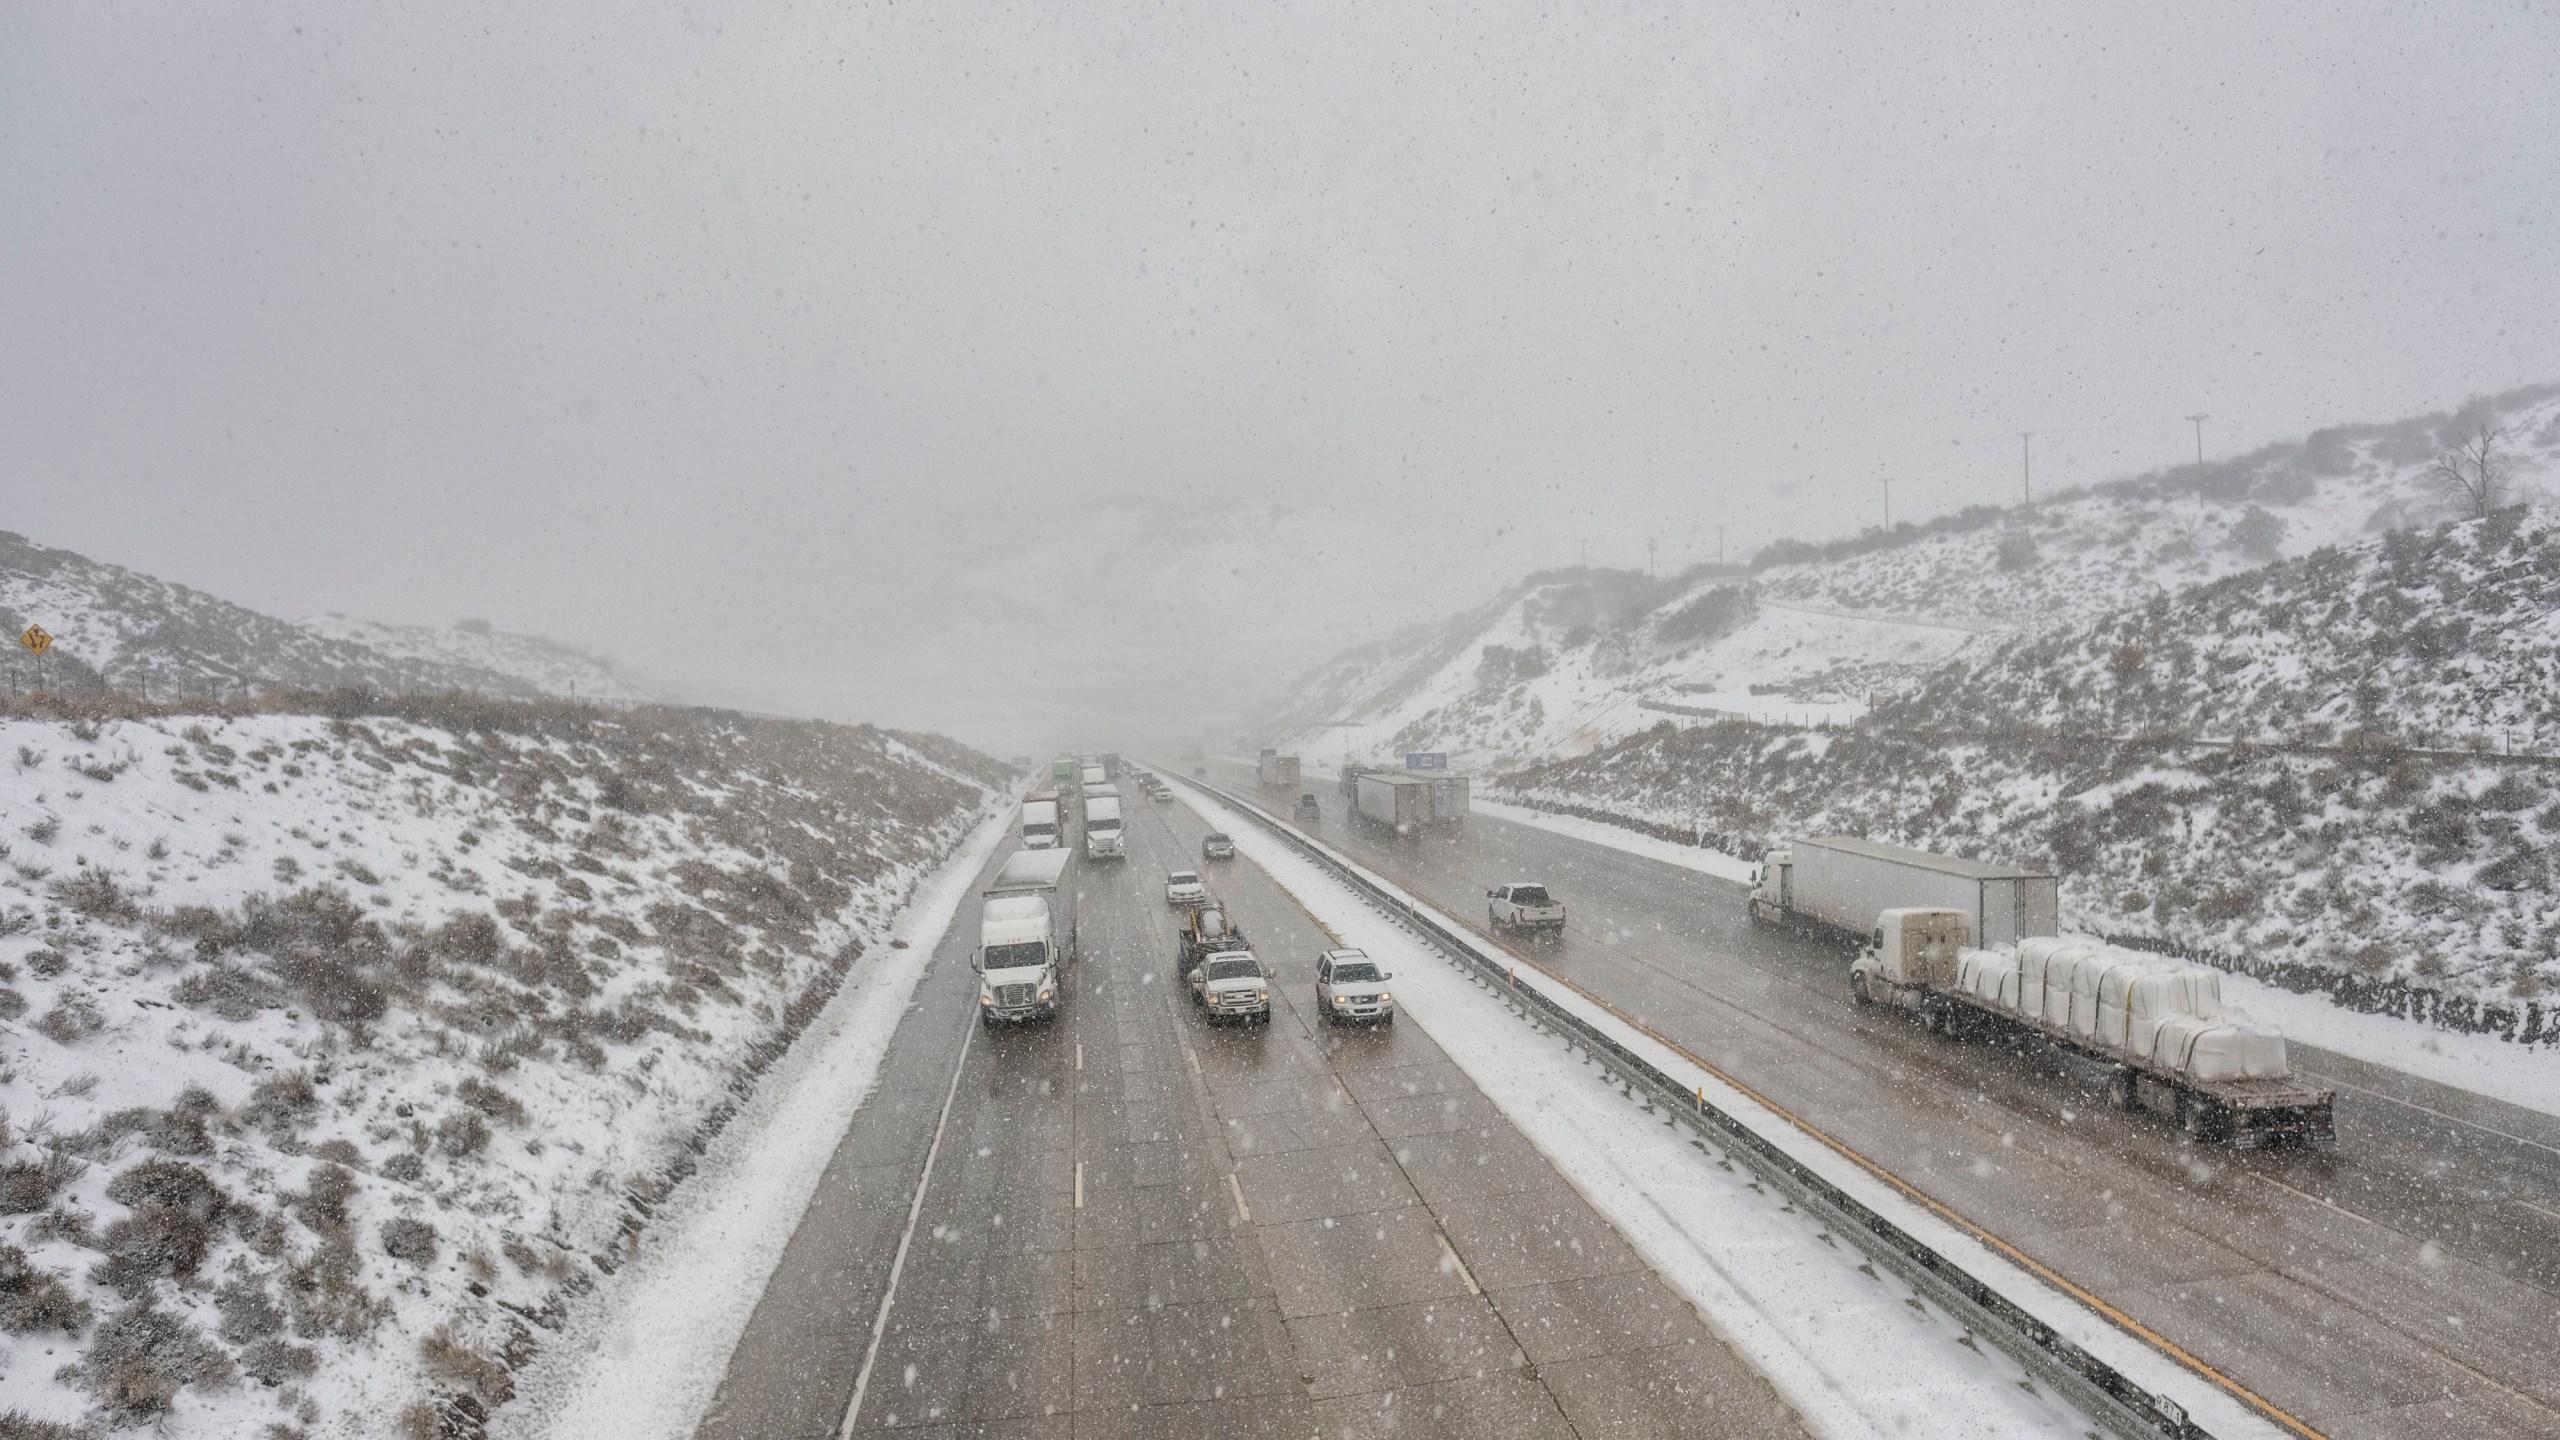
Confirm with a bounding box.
[1175,773,2307,1440]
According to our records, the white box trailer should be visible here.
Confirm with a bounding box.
[1257,752,1302,791]
[1083,795,1125,859]
[976,848,1079,1024]
[1750,835,2056,949]
[1353,771,1471,834]
[1019,792,1062,850]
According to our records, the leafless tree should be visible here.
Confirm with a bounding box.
[2425,424,2514,521]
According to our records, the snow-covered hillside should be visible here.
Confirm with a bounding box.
[1754,383,2560,630]
[1498,508,2560,1011]
[0,694,1000,1436]
[1889,506,2560,751]
[1253,384,2560,771]
[299,618,650,707]
[0,532,642,706]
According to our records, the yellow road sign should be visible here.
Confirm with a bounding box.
[18,625,50,656]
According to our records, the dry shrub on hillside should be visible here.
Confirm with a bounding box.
[75,1301,236,1421]
[0,1244,92,1336]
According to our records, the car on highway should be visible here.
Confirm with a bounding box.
[1200,832,1235,861]
[1295,793,1321,823]
[1190,950,1271,1025]
[1164,869,1208,908]
[1313,948,1393,1026]
[1488,882,1566,935]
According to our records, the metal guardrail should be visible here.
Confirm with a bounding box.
[1187,774,2225,1440]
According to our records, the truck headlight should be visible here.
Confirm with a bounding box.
[979,987,993,1006]
[1376,992,1392,1004]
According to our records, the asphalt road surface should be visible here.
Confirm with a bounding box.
[1217,765,2560,1440]
[693,793,1809,1440]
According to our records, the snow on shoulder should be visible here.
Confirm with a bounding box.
[0,695,1002,1436]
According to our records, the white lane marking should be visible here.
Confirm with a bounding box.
[836,1013,978,1440]
[1075,1042,1084,1070]
[1226,1171,1252,1225]
[2251,1173,2372,1226]
[1435,1231,1481,1295]
[1185,1044,1202,1074]
[1075,1160,1085,1209]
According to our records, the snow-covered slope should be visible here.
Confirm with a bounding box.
[1498,508,2560,1009]
[299,617,650,706]
[1889,505,2560,750]
[0,696,1001,1435]
[1254,384,2560,771]
[0,531,642,705]
[1754,383,2560,630]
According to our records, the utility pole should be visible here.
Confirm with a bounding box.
[2018,432,2034,509]
[1646,538,1657,577]
[1880,478,1893,531]
[1717,524,1726,566]
[2186,413,2208,473]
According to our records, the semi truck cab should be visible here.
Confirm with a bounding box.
[976,895,1062,1024]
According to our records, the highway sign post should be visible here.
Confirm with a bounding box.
[18,624,50,697]
[1404,751,1447,770]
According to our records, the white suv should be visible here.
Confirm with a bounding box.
[1164,869,1208,908]
[1314,948,1393,1026]
[1487,883,1565,935]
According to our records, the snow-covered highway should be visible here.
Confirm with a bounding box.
[1207,762,2560,1440]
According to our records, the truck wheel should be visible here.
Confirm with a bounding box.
[2107,1068,2139,1112]
[1849,972,1873,1008]
[2177,1091,2222,1141]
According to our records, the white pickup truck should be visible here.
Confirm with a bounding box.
[1487,882,1565,935]
[1190,951,1271,1026]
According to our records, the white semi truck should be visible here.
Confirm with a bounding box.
[1083,794,1124,860]
[1753,836,2330,1146]
[1352,771,1470,835]
[1256,750,1301,791]
[1750,834,2056,949]
[975,848,1079,1025]
[1019,791,1062,850]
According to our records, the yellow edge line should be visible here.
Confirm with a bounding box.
[1465,917,2331,1440]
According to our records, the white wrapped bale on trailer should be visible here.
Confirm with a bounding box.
[1852,911,2332,1147]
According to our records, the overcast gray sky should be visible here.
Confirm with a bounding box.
[7,1,2558,747]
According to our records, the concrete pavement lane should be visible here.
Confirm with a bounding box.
[1213,764,2560,1440]
[698,788,1810,1440]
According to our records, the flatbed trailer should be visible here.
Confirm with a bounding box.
[1853,912,2334,1148]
